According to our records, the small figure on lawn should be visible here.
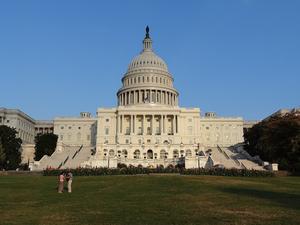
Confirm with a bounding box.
[58,171,65,193]
[66,170,73,193]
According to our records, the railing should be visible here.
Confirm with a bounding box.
[217,145,230,159]
[217,145,241,167]
[72,145,83,159]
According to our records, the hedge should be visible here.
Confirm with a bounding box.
[43,167,274,177]
[182,168,274,177]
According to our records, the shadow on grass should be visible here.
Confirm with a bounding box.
[219,187,300,210]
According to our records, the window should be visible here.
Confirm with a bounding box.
[173,150,179,158]
[126,139,129,144]
[106,118,109,122]
[68,126,72,129]
[160,150,167,159]
[61,126,64,129]
[78,127,81,130]
[77,133,81,141]
[134,150,140,159]
[109,149,114,157]
[105,127,109,135]
[188,126,193,135]
[185,149,192,157]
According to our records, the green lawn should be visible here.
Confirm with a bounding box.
[0,175,299,225]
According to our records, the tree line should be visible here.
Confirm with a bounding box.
[0,125,57,170]
[244,112,300,174]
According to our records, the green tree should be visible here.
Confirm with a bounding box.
[244,113,300,173]
[0,125,22,169]
[0,141,6,169]
[34,133,58,161]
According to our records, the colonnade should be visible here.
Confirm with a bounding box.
[117,114,179,136]
[118,89,178,106]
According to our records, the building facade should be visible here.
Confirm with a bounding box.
[54,112,97,147]
[6,28,272,170]
[82,28,244,168]
[35,120,54,136]
[0,107,36,144]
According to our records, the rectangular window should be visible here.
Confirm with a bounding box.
[105,127,109,135]
[188,126,193,135]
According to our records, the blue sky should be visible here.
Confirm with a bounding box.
[0,0,299,120]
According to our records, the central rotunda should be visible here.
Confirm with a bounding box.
[117,26,179,108]
[81,27,244,168]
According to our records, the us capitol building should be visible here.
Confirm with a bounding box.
[3,27,270,170]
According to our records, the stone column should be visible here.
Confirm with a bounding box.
[117,115,120,134]
[172,115,176,135]
[160,115,163,135]
[143,115,146,135]
[163,115,166,134]
[152,115,155,135]
[120,115,123,134]
[176,115,178,134]
[131,115,134,134]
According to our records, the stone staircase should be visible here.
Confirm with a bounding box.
[61,146,92,169]
[209,147,241,169]
[208,146,264,170]
[31,145,93,171]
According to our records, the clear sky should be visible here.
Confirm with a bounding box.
[0,0,299,120]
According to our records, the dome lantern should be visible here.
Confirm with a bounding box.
[143,26,152,51]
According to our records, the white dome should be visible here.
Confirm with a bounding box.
[127,50,169,73]
[117,27,179,108]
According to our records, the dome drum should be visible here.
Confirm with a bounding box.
[117,88,178,107]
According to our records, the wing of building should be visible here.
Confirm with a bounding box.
[27,27,268,170]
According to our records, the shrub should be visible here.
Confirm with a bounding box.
[182,168,274,177]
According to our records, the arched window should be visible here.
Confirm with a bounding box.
[147,149,153,159]
[180,150,185,157]
[160,150,167,159]
[186,149,192,157]
[173,150,179,158]
[122,149,128,158]
[134,150,140,159]
[109,149,115,157]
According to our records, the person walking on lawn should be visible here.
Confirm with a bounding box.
[58,171,65,193]
[66,170,73,193]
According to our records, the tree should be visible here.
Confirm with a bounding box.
[0,141,6,169]
[244,113,300,173]
[34,133,58,161]
[0,125,22,169]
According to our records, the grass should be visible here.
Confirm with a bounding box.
[0,175,300,225]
